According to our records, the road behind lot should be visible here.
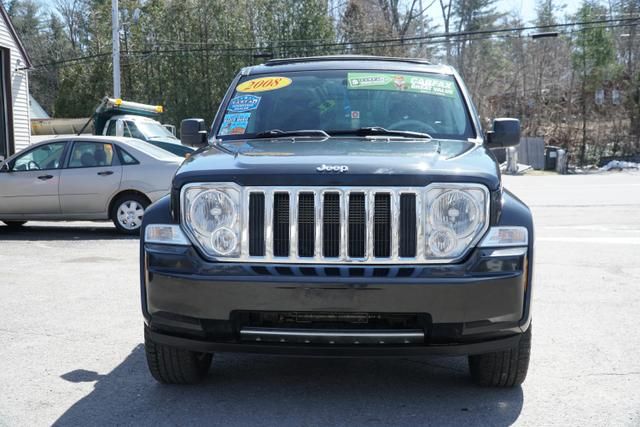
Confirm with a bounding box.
[0,172,639,426]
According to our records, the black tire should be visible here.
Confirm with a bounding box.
[110,193,149,235]
[2,221,27,228]
[468,326,531,387]
[144,328,212,384]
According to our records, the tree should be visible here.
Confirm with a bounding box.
[572,1,617,164]
[6,0,640,166]
[438,0,454,63]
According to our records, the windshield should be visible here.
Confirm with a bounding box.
[216,70,475,141]
[134,121,177,139]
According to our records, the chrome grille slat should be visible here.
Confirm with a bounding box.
[314,191,322,261]
[391,191,400,260]
[264,190,274,260]
[366,190,375,260]
[340,191,348,260]
[416,191,425,260]
[238,185,489,264]
[289,190,298,261]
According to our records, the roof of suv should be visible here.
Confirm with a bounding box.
[244,55,454,76]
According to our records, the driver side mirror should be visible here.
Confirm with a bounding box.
[180,118,208,148]
[0,160,10,173]
[486,118,520,149]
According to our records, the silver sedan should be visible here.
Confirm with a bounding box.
[0,136,184,234]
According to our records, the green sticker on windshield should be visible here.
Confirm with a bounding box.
[347,72,456,98]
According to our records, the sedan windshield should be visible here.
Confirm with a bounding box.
[216,70,475,141]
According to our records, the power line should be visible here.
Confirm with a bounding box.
[128,16,640,51]
[25,52,112,69]
[26,17,640,70]
[123,21,640,57]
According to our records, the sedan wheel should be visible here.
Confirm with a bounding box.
[111,194,150,234]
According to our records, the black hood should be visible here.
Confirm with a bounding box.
[173,137,501,190]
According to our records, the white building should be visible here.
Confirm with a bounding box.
[0,4,31,161]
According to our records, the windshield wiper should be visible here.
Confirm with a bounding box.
[327,127,432,140]
[253,129,330,139]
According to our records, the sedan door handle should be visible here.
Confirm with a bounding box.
[97,171,114,176]
[37,174,53,180]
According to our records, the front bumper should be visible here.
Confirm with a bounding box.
[145,325,524,356]
[142,242,531,355]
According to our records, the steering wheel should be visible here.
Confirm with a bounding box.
[27,160,41,171]
[388,119,437,135]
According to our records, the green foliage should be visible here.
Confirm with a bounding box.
[3,0,640,161]
[572,1,618,89]
[7,0,335,124]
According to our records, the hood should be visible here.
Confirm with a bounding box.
[148,136,181,144]
[173,137,501,190]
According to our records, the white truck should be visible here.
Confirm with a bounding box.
[31,97,193,157]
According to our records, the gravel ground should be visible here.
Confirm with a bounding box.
[0,171,638,426]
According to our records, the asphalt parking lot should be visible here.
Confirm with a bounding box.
[0,171,639,426]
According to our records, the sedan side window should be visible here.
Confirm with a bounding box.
[68,142,114,168]
[116,146,139,165]
[12,142,66,171]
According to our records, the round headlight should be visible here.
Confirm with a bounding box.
[210,227,238,255]
[189,189,237,236]
[428,228,458,256]
[429,190,480,237]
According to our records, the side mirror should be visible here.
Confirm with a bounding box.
[180,118,208,148]
[0,159,9,172]
[486,118,520,149]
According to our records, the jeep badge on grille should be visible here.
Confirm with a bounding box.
[317,164,349,173]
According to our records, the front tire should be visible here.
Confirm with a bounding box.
[468,326,531,387]
[111,194,149,235]
[2,221,27,228]
[144,328,212,384]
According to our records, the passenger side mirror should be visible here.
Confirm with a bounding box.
[486,118,520,149]
[180,118,208,148]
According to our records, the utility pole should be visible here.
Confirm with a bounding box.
[112,0,121,98]
[580,31,587,166]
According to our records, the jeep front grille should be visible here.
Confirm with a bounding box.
[243,187,423,264]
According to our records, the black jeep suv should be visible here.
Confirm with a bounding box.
[140,56,533,387]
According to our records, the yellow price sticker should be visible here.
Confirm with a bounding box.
[237,76,292,93]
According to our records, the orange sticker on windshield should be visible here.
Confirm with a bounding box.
[237,76,292,93]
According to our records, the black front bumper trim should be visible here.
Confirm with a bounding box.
[147,327,522,357]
